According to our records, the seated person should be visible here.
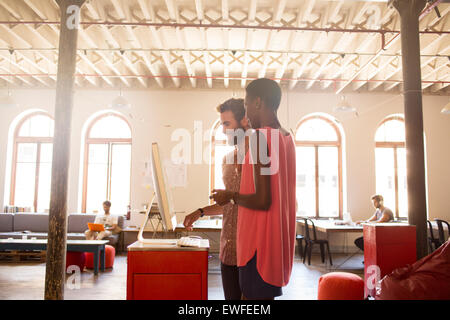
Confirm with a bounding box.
[354,195,394,251]
[85,201,120,240]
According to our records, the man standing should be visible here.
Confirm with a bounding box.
[85,201,119,240]
[354,194,394,251]
[211,78,297,300]
[183,98,249,300]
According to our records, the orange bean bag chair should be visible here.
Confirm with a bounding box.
[375,240,450,300]
[85,245,115,269]
[66,251,85,272]
[318,272,365,300]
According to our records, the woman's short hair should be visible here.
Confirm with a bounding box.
[245,78,282,111]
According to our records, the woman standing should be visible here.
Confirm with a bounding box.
[211,78,297,300]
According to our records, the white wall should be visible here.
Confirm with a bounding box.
[0,88,449,235]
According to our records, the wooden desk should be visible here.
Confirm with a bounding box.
[296,219,363,263]
[296,218,363,233]
[175,219,222,232]
[127,239,209,300]
[0,239,108,275]
[122,219,221,251]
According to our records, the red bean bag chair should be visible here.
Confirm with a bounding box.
[85,245,115,269]
[318,272,365,300]
[376,240,450,300]
[66,251,85,272]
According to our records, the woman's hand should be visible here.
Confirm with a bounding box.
[183,209,202,231]
[210,189,234,206]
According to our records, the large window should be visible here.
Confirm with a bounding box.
[210,120,234,193]
[82,113,132,214]
[375,115,407,218]
[10,112,54,212]
[295,115,343,218]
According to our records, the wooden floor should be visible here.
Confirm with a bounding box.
[0,251,364,300]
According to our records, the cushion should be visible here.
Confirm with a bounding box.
[85,245,115,269]
[0,214,14,232]
[66,251,86,272]
[318,272,364,300]
[67,213,96,233]
[13,213,49,232]
[376,240,450,300]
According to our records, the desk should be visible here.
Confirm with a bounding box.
[363,223,416,298]
[123,219,222,251]
[175,219,222,232]
[296,219,363,234]
[0,239,108,275]
[296,219,363,267]
[127,239,209,300]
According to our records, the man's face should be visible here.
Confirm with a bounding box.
[103,204,111,213]
[220,110,246,145]
[372,199,381,209]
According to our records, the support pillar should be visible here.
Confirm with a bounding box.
[391,0,428,259]
[44,0,85,300]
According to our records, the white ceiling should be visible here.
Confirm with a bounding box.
[0,0,448,94]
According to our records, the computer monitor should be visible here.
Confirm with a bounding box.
[150,142,177,231]
[138,143,177,244]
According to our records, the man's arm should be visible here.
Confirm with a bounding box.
[106,216,119,232]
[374,212,392,223]
[356,213,377,225]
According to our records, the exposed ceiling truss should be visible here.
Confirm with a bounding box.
[0,0,448,94]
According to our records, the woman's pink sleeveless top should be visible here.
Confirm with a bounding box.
[237,127,296,287]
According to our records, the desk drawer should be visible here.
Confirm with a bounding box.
[133,274,202,300]
[128,250,208,273]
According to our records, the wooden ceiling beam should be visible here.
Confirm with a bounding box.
[241,0,257,88]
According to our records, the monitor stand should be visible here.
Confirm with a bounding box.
[137,192,176,245]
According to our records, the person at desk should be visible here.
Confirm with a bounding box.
[354,194,394,251]
[211,78,296,300]
[85,201,120,240]
[183,98,249,300]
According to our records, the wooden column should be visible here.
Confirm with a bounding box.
[44,0,85,300]
[391,0,428,259]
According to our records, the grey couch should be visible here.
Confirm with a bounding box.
[0,212,124,249]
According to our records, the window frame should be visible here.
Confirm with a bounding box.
[10,111,54,212]
[375,115,406,219]
[81,112,132,213]
[295,115,343,219]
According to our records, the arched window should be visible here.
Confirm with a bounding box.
[295,114,343,218]
[210,120,234,194]
[375,115,406,218]
[10,112,54,212]
[82,113,132,214]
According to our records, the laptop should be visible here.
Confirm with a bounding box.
[87,223,105,232]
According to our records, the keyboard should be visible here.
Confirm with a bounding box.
[177,237,202,248]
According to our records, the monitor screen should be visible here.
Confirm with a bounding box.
[150,142,177,232]
[137,143,177,244]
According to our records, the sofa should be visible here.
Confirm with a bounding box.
[0,212,124,250]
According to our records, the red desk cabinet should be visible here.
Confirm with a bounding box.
[127,240,209,300]
[363,223,416,298]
